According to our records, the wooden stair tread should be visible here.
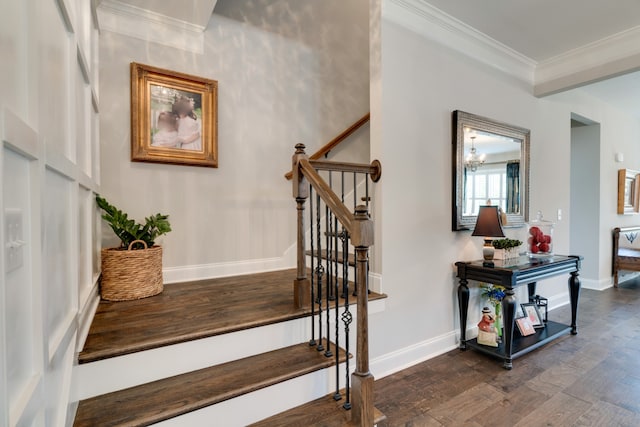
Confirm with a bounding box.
[79,268,386,363]
[306,250,356,266]
[74,342,349,427]
[250,392,386,427]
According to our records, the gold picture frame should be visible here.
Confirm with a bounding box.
[618,169,640,215]
[131,63,218,168]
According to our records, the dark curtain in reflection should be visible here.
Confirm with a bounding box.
[506,161,520,213]
[463,166,467,213]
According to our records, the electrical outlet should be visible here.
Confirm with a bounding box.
[5,208,25,273]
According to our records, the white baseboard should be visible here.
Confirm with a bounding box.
[580,277,613,291]
[369,272,383,293]
[76,284,100,353]
[162,251,296,284]
[162,250,384,290]
[369,296,580,381]
[370,330,458,379]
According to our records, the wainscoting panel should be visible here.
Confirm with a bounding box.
[0,0,101,424]
[3,146,41,425]
[44,168,77,361]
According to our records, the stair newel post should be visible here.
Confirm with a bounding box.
[350,205,374,427]
[292,144,310,309]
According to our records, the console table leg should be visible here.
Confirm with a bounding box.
[458,279,469,350]
[527,282,537,302]
[502,288,517,370]
[569,271,581,335]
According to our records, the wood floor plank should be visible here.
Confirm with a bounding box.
[426,383,505,426]
[80,269,385,363]
[74,343,348,427]
[513,392,592,427]
[249,392,386,427]
[367,282,640,426]
[573,401,640,427]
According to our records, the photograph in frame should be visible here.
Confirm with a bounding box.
[516,316,536,336]
[617,169,640,214]
[520,303,544,328]
[131,63,218,168]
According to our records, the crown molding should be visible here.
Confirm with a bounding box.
[535,25,640,96]
[383,0,536,85]
[97,0,205,54]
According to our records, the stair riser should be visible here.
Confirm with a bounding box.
[154,363,348,427]
[72,299,385,401]
[72,316,310,401]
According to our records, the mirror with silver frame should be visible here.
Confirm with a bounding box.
[452,110,530,231]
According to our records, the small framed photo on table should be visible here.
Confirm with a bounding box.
[521,303,544,328]
[516,316,536,336]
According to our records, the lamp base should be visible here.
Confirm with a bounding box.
[483,239,495,260]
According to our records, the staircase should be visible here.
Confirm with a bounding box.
[73,119,384,426]
[72,269,386,426]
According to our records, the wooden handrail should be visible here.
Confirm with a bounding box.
[291,143,377,426]
[299,158,354,232]
[309,159,382,182]
[285,112,370,180]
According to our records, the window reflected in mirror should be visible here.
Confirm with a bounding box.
[463,127,522,216]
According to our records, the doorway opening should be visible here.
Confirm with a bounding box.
[570,113,601,288]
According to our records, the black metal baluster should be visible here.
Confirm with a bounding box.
[324,176,333,358]
[352,172,358,297]
[353,172,357,211]
[315,192,324,353]
[333,203,341,400]
[341,229,352,410]
[328,172,336,301]
[365,173,370,210]
[341,172,349,299]
[309,185,316,347]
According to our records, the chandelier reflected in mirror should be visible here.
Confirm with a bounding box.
[465,136,485,172]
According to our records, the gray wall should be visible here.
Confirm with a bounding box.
[99,0,370,281]
[570,123,601,281]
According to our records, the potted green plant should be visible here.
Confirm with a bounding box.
[492,238,522,260]
[96,195,171,301]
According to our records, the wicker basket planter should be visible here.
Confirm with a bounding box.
[100,240,164,301]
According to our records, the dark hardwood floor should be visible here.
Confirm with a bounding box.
[373,279,640,426]
[79,269,385,363]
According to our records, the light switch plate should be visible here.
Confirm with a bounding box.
[5,208,24,273]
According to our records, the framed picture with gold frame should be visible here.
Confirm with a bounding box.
[130,62,218,168]
[618,169,640,215]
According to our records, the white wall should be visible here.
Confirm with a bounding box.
[1,0,101,425]
[570,124,601,283]
[549,89,640,287]
[98,0,370,283]
[367,12,640,377]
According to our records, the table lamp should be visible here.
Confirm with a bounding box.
[472,205,505,261]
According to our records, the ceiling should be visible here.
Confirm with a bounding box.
[423,0,640,62]
[102,0,640,118]
[98,0,218,29]
[577,71,640,119]
[418,0,640,118]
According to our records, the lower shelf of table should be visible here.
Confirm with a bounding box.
[464,320,572,361]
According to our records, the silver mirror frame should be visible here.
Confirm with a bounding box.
[452,110,530,231]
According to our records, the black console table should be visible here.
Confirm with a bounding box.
[455,255,582,369]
